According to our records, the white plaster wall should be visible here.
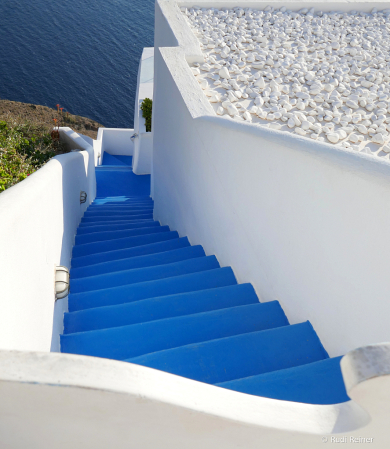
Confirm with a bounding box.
[0,128,96,353]
[133,48,154,174]
[99,128,134,158]
[153,2,390,357]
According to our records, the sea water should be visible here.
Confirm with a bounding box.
[0,0,154,128]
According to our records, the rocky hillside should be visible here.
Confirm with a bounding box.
[0,99,104,139]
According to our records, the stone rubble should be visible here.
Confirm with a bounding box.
[181,5,390,156]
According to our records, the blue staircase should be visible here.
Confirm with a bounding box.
[61,156,350,406]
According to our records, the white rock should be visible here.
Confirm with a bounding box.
[226,103,239,116]
[295,128,307,136]
[382,145,390,153]
[216,106,224,116]
[327,133,340,144]
[243,111,252,121]
[254,78,266,88]
[287,118,296,128]
[301,121,311,130]
[372,133,385,145]
[219,67,231,79]
[349,133,359,144]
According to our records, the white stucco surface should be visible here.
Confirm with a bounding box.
[133,47,154,174]
[97,128,135,159]
[153,0,390,358]
[3,349,388,448]
[0,128,97,353]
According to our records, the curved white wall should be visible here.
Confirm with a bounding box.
[0,128,97,353]
[153,0,390,357]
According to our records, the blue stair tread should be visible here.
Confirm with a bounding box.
[72,230,178,258]
[85,207,154,216]
[71,237,191,268]
[216,356,350,405]
[102,153,129,166]
[70,245,206,279]
[85,206,154,214]
[61,302,289,361]
[96,170,150,197]
[64,283,260,334]
[79,219,155,228]
[88,202,153,209]
[128,321,329,384]
[81,213,153,223]
[75,225,167,245]
[93,198,152,205]
[76,221,160,236]
[70,254,218,294]
[68,267,237,312]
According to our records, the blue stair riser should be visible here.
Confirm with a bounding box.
[72,230,178,258]
[102,153,132,166]
[70,237,191,268]
[70,245,206,279]
[64,283,260,334]
[81,213,153,223]
[75,225,168,246]
[216,356,350,405]
[61,302,289,361]
[76,221,161,235]
[68,267,237,312]
[88,203,153,209]
[70,255,219,294]
[84,208,154,217]
[128,321,329,384]
[78,219,155,228]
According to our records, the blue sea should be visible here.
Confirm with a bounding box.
[0,0,155,128]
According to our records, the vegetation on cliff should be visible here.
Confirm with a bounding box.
[0,100,104,192]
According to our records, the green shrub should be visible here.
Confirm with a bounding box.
[0,120,61,192]
[140,98,152,132]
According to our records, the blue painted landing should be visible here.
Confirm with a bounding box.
[61,160,350,406]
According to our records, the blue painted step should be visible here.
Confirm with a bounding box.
[112,155,133,166]
[96,170,150,197]
[71,237,191,268]
[128,321,328,384]
[61,302,289,361]
[81,213,153,223]
[93,197,152,205]
[84,208,154,217]
[70,245,206,279]
[75,225,167,245]
[76,221,160,236]
[216,356,349,405]
[70,254,217,294]
[72,230,177,258]
[102,153,130,166]
[68,266,237,312]
[78,219,154,228]
[88,201,153,208]
[64,283,259,334]
[85,207,154,216]
[102,154,133,166]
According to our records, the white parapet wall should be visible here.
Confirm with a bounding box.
[97,127,135,161]
[0,127,97,353]
[153,0,390,358]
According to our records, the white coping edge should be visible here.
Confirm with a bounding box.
[0,350,370,436]
[160,45,390,178]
